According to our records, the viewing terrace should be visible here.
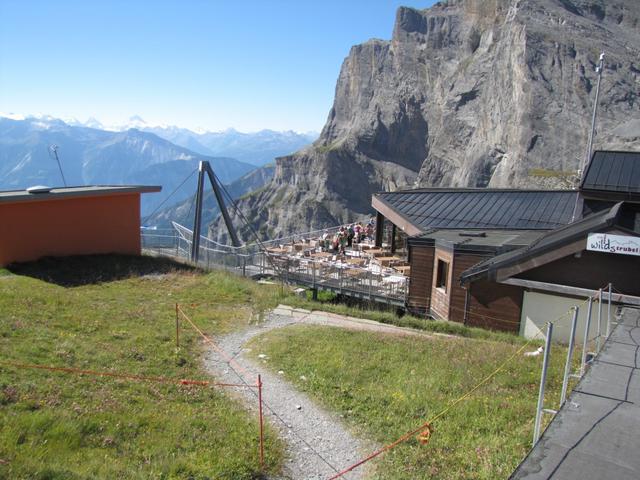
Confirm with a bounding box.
[141,222,410,306]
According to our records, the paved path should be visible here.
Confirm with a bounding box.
[511,307,640,479]
[203,306,431,480]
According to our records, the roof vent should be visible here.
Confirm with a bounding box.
[26,185,52,194]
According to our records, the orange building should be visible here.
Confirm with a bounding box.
[0,185,161,266]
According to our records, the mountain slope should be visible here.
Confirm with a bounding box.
[211,0,640,242]
[0,116,255,214]
[149,164,276,229]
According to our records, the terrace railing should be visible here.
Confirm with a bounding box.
[141,222,408,305]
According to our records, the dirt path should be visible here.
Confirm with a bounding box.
[203,305,433,480]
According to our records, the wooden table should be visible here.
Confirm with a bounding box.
[345,258,366,266]
[310,252,332,259]
[394,265,411,275]
[376,256,397,267]
[266,247,288,254]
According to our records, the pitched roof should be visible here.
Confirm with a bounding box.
[581,150,640,194]
[460,202,626,284]
[373,189,578,233]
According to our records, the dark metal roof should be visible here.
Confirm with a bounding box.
[460,202,626,284]
[581,150,640,194]
[374,189,578,232]
[0,185,162,204]
[408,229,543,255]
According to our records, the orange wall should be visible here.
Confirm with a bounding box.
[0,193,141,266]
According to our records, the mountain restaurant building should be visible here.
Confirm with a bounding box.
[461,201,640,340]
[371,150,640,338]
[0,185,161,266]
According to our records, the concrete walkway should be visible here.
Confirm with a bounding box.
[511,307,640,479]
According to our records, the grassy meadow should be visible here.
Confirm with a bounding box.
[0,255,286,479]
[247,324,572,480]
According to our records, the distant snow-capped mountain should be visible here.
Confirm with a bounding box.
[29,114,319,166]
[0,115,256,215]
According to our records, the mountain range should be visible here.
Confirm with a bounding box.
[0,115,313,215]
[51,114,317,167]
[209,0,640,243]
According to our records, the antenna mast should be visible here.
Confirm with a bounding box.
[581,52,605,181]
[571,52,605,223]
[49,144,68,187]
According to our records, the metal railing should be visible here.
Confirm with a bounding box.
[141,222,408,305]
[532,284,619,447]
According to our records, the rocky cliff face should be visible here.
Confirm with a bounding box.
[212,0,640,242]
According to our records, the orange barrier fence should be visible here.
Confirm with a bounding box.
[175,303,264,468]
[0,360,251,389]
[1,303,268,472]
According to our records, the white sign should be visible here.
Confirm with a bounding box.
[587,233,640,256]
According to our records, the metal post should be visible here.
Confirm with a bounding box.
[258,374,265,470]
[390,224,397,254]
[375,212,384,248]
[606,283,612,338]
[533,322,554,447]
[581,296,594,376]
[596,289,603,353]
[312,260,317,289]
[175,303,180,349]
[583,53,605,177]
[191,162,206,262]
[560,307,579,406]
[369,271,373,301]
[203,163,241,247]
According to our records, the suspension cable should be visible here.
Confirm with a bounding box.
[142,168,198,225]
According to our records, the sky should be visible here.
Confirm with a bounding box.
[0,0,435,133]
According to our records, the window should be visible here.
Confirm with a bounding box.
[436,259,449,291]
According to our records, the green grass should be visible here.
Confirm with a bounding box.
[0,255,287,479]
[285,294,526,344]
[528,168,577,178]
[248,325,571,479]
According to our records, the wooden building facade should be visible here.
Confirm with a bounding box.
[371,151,640,336]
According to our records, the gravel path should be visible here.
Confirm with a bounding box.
[203,305,433,480]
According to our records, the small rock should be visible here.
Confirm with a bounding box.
[278,370,285,375]
[299,375,307,381]
[296,404,302,410]
[258,354,267,359]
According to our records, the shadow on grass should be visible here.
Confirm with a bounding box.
[7,254,197,287]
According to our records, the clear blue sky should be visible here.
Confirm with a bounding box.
[0,0,435,132]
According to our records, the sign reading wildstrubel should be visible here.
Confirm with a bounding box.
[587,233,640,256]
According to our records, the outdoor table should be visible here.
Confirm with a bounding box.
[376,256,396,267]
[394,265,411,275]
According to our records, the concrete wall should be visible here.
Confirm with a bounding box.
[520,290,608,343]
[0,193,141,265]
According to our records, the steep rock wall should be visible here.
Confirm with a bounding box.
[212,0,640,242]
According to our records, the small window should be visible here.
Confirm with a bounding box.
[436,259,449,291]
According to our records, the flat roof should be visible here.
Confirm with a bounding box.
[373,189,578,234]
[0,185,162,204]
[511,308,640,479]
[409,229,543,253]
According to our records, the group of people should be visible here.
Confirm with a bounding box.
[320,220,376,255]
